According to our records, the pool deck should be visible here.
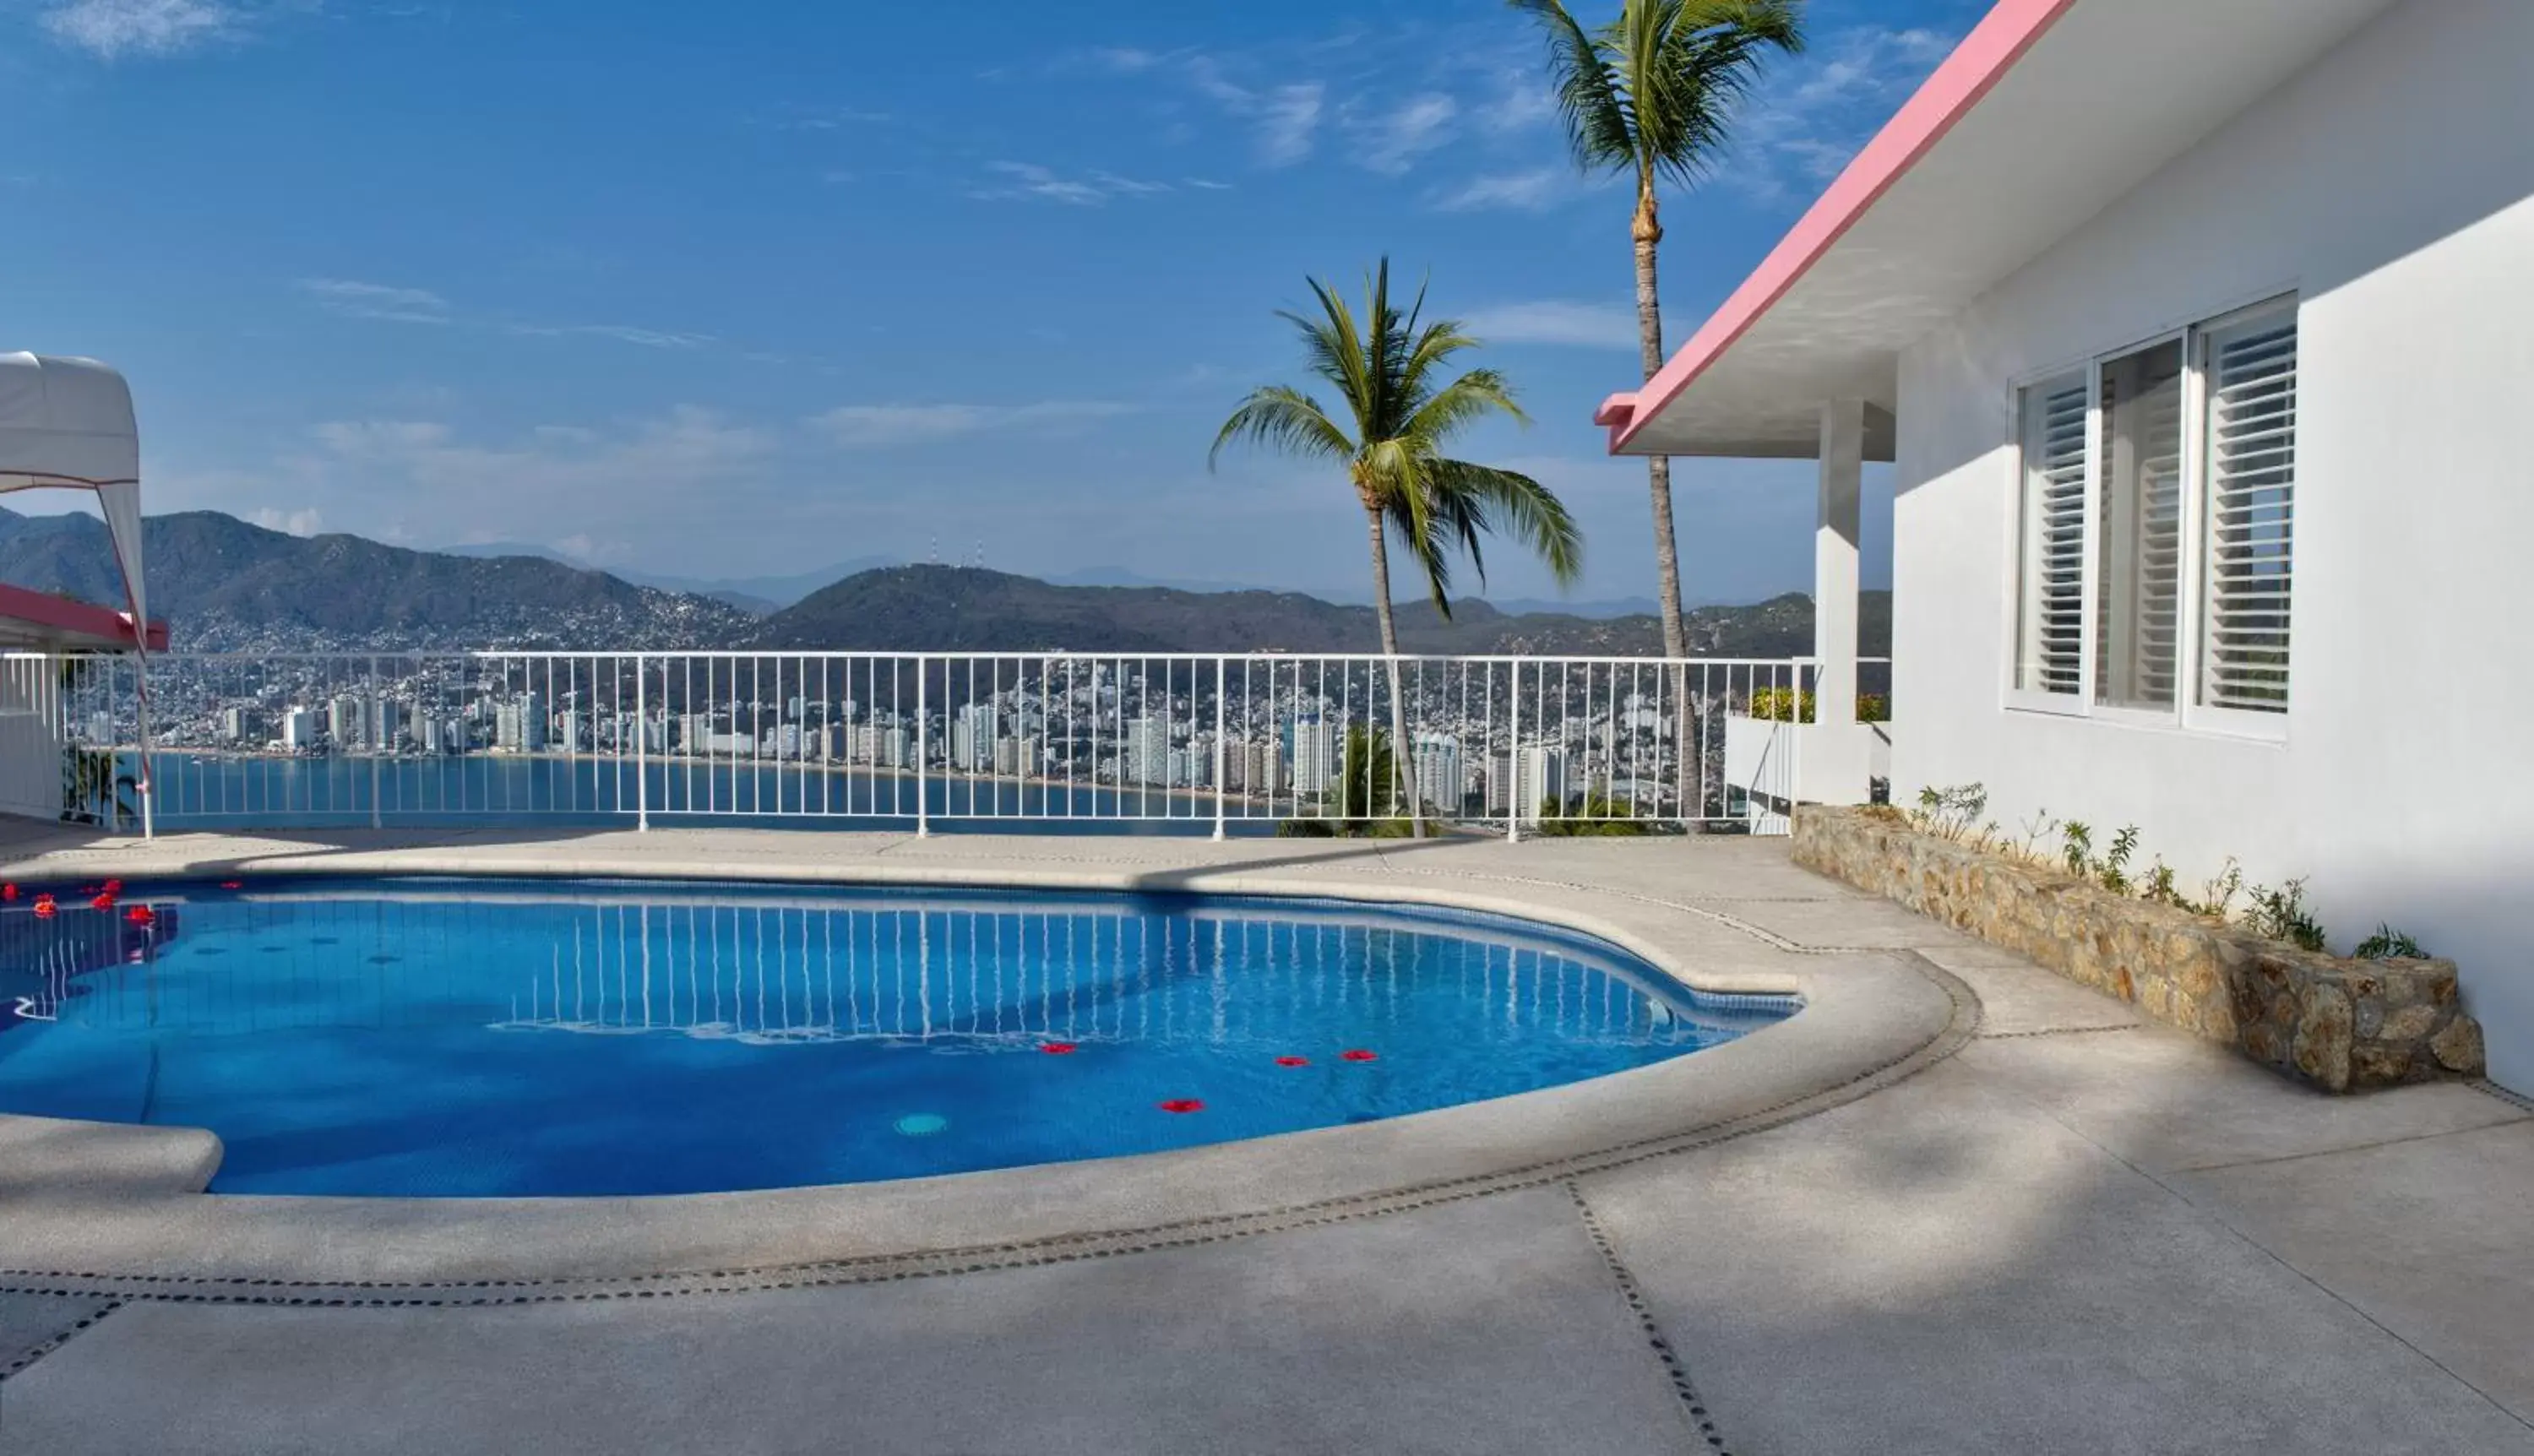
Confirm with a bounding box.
[0,823,2529,1453]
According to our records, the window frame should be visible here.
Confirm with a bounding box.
[2000,293,2297,742]
[2002,361,2097,717]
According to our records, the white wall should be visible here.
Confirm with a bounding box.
[1892,0,2534,1089]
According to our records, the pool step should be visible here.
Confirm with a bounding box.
[0,1114,221,1197]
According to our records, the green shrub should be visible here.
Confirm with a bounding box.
[2246,877,2329,953]
[1532,793,1652,837]
[1744,688,1889,724]
[2353,924,2428,960]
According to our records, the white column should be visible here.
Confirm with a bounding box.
[1815,399,1866,733]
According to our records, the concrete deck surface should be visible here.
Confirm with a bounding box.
[0,826,2527,1453]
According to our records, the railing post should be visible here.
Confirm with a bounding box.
[1213,655,1228,841]
[1505,657,1521,844]
[368,655,383,830]
[634,655,650,832]
[927,653,938,835]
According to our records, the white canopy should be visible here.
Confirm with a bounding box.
[0,351,147,633]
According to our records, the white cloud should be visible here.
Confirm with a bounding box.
[1430,168,1566,213]
[971,161,1172,207]
[1085,46,1164,74]
[249,505,324,537]
[1253,84,1324,167]
[296,279,713,350]
[1351,93,1458,176]
[1186,58,1324,169]
[41,0,236,58]
[810,400,1136,448]
[300,409,780,524]
[297,278,451,325]
[1462,301,1639,350]
[1182,177,1234,192]
[505,323,712,350]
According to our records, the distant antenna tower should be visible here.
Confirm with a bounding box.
[974,539,986,570]
[928,534,939,566]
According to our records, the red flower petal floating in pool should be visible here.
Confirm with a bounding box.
[1340,1049,1379,1062]
[125,905,155,926]
[1275,1056,1311,1068]
[1157,1099,1206,1114]
[220,881,244,891]
[33,896,56,919]
[2,883,18,901]
[102,879,122,894]
[1039,1041,1079,1056]
[90,893,116,911]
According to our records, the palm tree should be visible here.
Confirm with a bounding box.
[1509,0,1803,661]
[1212,259,1583,838]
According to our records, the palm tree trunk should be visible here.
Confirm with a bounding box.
[1365,505,1425,839]
[1633,191,1687,662]
[1636,186,1699,827]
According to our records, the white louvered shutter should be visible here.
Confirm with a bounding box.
[2016,373,2090,697]
[2198,307,2297,713]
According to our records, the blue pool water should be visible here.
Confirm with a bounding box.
[0,878,1791,1197]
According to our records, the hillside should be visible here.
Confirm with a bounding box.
[0,510,1891,659]
[751,564,1890,659]
[0,509,753,651]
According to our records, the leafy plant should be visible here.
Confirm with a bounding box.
[2245,877,2328,953]
[2141,859,2183,908]
[2059,821,2095,878]
[2198,858,2244,921]
[1906,783,1986,842]
[2353,924,2428,960]
[1213,258,1583,840]
[1745,687,1890,724]
[2096,825,2140,894]
[1533,792,1653,837]
[1275,725,1417,838]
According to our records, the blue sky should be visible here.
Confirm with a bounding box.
[0,0,1982,604]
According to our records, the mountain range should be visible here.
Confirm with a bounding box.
[0,508,1890,660]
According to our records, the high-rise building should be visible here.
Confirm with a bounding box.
[372,698,404,752]
[1123,715,1170,785]
[1291,716,1336,796]
[281,708,319,752]
[328,694,363,750]
[219,707,264,745]
[1519,747,1569,817]
[1412,734,1465,814]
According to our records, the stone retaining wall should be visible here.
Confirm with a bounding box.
[1792,806,2486,1093]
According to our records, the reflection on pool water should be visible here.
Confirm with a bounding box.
[0,878,1793,1197]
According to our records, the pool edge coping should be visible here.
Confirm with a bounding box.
[0,848,1972,1294]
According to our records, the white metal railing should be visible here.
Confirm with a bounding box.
[32,651,1817,837]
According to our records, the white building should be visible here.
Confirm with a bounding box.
[1123,715,1170,786]
[1596,0,2532,1089]
[280,707,318,752]
[1412,733,1464,815]
[1518,747,1567,818]
[1289,715,1335,796]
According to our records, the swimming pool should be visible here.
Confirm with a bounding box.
[0,877,1792,1197]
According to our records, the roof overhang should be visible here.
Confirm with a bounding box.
[0,582,166,653]
[1599,0,2401,461]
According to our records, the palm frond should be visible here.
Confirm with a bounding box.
[1208,386,1356,470]
[1508,0,1635,172]
[1630,0,1805,189]
[1403,367,1528,451]
[1430,459,1585,588]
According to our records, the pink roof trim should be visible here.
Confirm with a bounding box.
[0,582,166,651]
[1603,0,2082,454]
